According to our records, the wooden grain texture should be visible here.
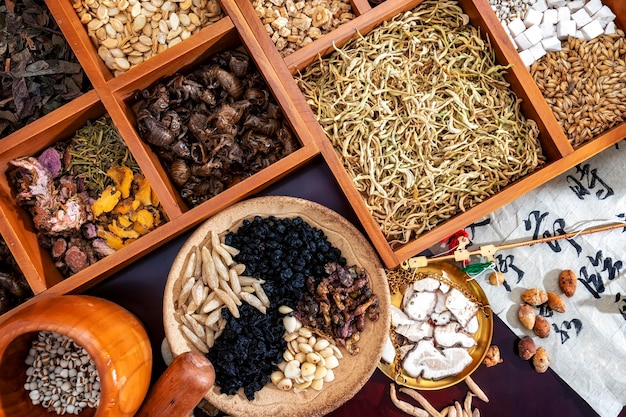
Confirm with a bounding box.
[0,295,152,417]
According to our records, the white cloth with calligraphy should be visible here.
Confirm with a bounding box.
[467,143,626,417]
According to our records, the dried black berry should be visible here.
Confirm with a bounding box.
[209,216,346,399]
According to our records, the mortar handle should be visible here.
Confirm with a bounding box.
[135,351,215,417]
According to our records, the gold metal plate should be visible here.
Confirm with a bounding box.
[378,261,493,390]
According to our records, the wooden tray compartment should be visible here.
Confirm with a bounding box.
[0,0,319,319]
[239,0,626,268]
[1,0,624,321]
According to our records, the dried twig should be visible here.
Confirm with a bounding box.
[389,384,428,417]
[465,376,489,403]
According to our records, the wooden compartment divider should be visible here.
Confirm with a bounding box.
[0,0,625,324]
[236,0,626,267]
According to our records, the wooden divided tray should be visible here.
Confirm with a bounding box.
[1,0,625,322]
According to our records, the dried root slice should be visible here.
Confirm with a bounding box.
[175,229,273,352]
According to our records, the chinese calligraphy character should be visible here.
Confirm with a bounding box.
[552,319,583,344]
[495,253,524,289]
[578,251,623,299]
[616,293,626,321]
[523,211,582,255]
[566,163,614,200]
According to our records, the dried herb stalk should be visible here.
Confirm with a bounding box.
[296,0,544,247]
[67,115,139,195]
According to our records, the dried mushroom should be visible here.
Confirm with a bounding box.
[8,116,164,277]
[134,48,299,207]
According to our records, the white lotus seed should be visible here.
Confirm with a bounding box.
[284,360,302,379]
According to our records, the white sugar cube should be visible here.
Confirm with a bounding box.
[514,32,533,50]
[531,0,548,13]
[593,5,617,28]
[556,19,577,40]
[574,29,585,39]
[605,21,617,34]
[529,43,547,60]
[567,0,585,13]
[524,8,544,27]
[542,36,562,52]
[509,35,519,50]
[583,0,603,16]
[546,0,565,7]
[542,9,559,26]
[572,9,592,28]
[557,6,570,22]
[519,49,536,67]
[581,20,604,40]
[524,25,544,46]
[508,18,527,37]
[540,22,556,37]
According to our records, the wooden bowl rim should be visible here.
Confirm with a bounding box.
[163,196,391,417]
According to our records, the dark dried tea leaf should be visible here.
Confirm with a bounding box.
[0,0,91,138]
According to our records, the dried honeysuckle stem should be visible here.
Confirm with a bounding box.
[296,0,544,247]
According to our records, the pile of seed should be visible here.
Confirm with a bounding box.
[296,0,544,247]
[207,215,345,400]
[72,0,223,76]
[488,0,531,25]
[24,331,100,415]
[253,0,355,56]
[530,30,626,147]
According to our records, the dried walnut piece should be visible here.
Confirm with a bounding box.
[483,345,503,367]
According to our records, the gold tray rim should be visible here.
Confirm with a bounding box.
[377,261,494,390]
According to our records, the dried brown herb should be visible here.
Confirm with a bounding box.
[0,236,33,315]
[0,0,91,138]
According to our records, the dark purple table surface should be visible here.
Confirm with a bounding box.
[88,156,626,417]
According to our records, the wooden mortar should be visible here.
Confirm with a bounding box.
[0,295,152,417]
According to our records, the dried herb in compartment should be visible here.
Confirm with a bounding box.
[0,236,33,315]
[134,48,300,208]
[296,0,545,247]
[8,115,162,277]
[0,0,91,138]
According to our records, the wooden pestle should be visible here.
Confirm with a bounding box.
[135,351,215,417]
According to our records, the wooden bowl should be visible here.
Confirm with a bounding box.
[163,196,392,417]
[0,295,152,417]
